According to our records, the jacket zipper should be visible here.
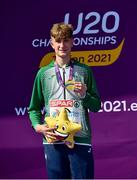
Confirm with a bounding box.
[62,68,66,100]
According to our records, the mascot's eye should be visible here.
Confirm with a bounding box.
[55,124,59,129]
[62,125,66,131]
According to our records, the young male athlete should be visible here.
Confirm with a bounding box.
[28,22,101,179]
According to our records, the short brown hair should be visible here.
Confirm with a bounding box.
[50,22,73,41]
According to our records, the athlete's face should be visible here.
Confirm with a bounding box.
[51,37,73,58]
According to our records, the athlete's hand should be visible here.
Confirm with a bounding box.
[74,82,87,97]
[35,124,58,141]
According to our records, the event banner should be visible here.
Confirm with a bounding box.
[0,0,137,179]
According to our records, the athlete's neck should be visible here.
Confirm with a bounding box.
[55,56,71,67]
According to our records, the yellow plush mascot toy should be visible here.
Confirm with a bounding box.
[45,108,81,148]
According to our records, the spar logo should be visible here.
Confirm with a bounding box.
[50,100,73,107]
[39,11,125,67]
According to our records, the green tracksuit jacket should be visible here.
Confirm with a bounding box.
[28,60,101,145]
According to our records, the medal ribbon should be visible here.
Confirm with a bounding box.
[55,61,73,88]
